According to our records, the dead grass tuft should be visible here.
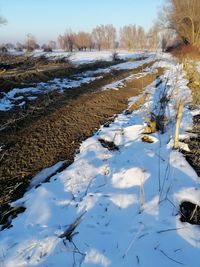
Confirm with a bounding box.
[170,44,200,61]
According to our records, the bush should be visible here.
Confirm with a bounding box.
[43,45,52,52]
[0,46,8,53]
[169,44,200,60]
[112,51,119,61]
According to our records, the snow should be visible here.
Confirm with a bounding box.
[0,53,200,267]
[31,50,149,65]
[102,66,157,91]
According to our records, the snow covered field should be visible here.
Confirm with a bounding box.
[32,50,150,65]
[0,53,200,267]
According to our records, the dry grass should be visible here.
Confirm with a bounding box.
[126,94,147,114]
[183,62,200,108]
[171,44,200,62]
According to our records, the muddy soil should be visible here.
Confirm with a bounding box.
[0,55,163,227]
[0,61,155,132]
[0,53,128,92]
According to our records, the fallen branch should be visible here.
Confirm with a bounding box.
[59,211,86,241]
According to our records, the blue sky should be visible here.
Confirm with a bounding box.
[0,0,165,44]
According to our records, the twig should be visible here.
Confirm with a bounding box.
[159,249,185,265]
[157,227,184,234]
[190,203,198,221]
[123,223,144,258]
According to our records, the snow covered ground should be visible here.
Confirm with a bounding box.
[0,53,200,267]
[31,50,150,65]
[0,53,155,111]
[7,49,149,64]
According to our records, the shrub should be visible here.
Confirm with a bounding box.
[170,44,200,60]
[112,51,119,61]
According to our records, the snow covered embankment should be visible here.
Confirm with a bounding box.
[0,54,200,267]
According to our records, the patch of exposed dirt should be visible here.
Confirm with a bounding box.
[181,62,200,177]
[0,58,163,227]
[180,201,200,225]
[182,114,200,177]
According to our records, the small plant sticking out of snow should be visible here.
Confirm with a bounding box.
[143,118,157,134]
[174,101,184,149]
[98,138,119,151]
[180,201,200,225]
[112,51,119,61]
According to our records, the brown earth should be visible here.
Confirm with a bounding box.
[181,62,200,178]
[0,56,163,227]
[0,54,127,92]
[182,114,200,177]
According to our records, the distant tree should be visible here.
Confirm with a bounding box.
[42,44,52,52]
[92,25,105,50]
[105,24,116,49]
[92,24,116,50]
[48,40,57,50]
[15,42,24,51]
[147,24,159,51]
[5,43,15,50]
[26,34,37,52]
[120,25,137,50]
[58,30,75,52]
[74,31,92,51]
[136,26,146,50]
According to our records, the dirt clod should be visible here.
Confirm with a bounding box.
[180,201,200,225]
[98,138,119,151]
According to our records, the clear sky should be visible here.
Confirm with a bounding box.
[0,0,165,45]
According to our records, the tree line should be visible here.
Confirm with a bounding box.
[1,0,200,53]
[0,24,164,52]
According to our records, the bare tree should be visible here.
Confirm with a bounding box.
[120,25,137,50]
[26,34,37,52]
[58,30,75,52]
[104,24,116,49]
[136,26,146,50]
[49,40,57,50]
[16,42,24,51]
[162,0,200,47]
[147,24,159,51]
[92,24,116,50]
[74,31,92,51]
[92,25,104,50]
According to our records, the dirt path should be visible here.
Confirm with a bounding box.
[0,61,163,226]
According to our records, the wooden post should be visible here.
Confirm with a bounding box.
[174,101,184,149]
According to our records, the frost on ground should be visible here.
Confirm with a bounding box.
[0,53,200,267]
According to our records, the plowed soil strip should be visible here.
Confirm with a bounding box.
[0,66,164,225]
